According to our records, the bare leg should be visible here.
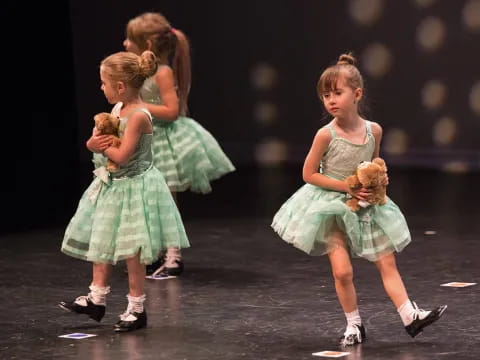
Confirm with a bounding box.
[126,253,146,297]
[375,252,447,337]
[165,190,181,266]
[92,263,111,287]
[59,263,110,321]
[327,231,357,313]
[328,230,366,346]
[374,253,408,308]
[114,252,148,332]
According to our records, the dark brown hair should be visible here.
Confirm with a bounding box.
[126,12,191,116]
[317,53,368,116]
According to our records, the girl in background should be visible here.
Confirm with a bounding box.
[123,12,235,277]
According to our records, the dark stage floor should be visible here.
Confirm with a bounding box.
[1,166,479,360]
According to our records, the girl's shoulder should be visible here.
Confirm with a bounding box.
[366,120,382,137]
[314,124,334,146]
[156,64,174,76]
[124,108,153,133]
[318,120,336,139]
[157,63,172,70]
[153,65,175,84]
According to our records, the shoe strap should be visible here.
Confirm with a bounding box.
[119,311,139,322]
[412,301,430,320]
[341,324,362,346]
[74,295,89,306]
[343,324,361,337]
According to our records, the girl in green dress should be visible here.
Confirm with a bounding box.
[59,50,189,332]
[123,12,235,276]
[271,53,446,346]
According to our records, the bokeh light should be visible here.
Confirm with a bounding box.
[383,128,408,155]
[253,102,278,125]
[255,138,288,166]
[462,0,480,32]
[433,116,457,146]
[250,63,278,91]
[416,16,446,52]
[349,0,384,25]
[421,80,447,110]
[443,161,470,173]
[361,43,393,78]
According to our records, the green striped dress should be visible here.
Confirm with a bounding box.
[271,120,411,261]
[61,104,190,265]
[140,68,235,194]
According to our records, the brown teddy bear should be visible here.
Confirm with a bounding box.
[345,157,388,212]
[94,112,122,172]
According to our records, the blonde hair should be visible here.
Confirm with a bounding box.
[101,50,158,89]
[126,12,191,116]
[316,53,366,115]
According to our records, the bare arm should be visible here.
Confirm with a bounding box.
[103,112,152,166]
[86,127,112,153]
[370,121,383,159]
[302,128,350,193]
[370,121,389,185]
[143,66,179,121]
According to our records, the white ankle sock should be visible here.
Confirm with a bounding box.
[126,294,146,313]
[397,299,431,326]
[341,309,363,345]
[345,309,362,328]
[86,284,110,306]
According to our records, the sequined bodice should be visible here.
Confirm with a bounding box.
[92,103,153,178]
[139,76,163,106]
[320,121,375,180]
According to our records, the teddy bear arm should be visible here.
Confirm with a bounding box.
[378,188,387,205]
[345,175,361,189]
[369,187,387,205]
[111,137,122,148]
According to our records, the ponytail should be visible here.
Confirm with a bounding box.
[172,29,191,116]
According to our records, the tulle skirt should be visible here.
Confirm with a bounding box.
[152,116,235,193]
[61,166,190,265]
[271,184,411,261]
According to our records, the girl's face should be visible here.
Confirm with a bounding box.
[123,38,142,55]
[100,68,118,104]
[321,76,361,118]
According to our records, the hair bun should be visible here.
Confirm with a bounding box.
[337,53,356,66]
[139,50,157,77]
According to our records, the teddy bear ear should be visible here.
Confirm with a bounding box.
[373,157,387,170]
[93,114,102,124]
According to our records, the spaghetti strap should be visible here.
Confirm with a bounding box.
[365,120,372,135]
[125,108,153,123]
[326,123,336,138]
[111,103,152,122]
[134,108,153,122]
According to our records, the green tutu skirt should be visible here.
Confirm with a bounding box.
[61,166,190,265]
[271,184,411,261]
[152,116,235,193]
